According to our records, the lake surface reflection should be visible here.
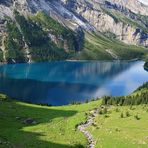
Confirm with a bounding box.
[0,61,147,105]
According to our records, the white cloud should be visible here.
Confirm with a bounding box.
[138,0,148,5]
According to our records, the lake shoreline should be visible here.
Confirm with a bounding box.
[0,58,140,66]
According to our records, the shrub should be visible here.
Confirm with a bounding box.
[104,114,109,118]
[134,114,140,120]
[120,112,124,118]
[126,111,130,117]
[99,110,103,115]
[115,108,120,112]
[103,108,108,114]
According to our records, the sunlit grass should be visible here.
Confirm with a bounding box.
[87,105,148,148]
[0,96,101,147]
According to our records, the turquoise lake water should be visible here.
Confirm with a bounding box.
[0,61,147,105]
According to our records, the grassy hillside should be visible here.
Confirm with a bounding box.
[73,32,148,60]
[0,83,148,147]
[0,94,101,147]
[87,105,148,148]
[87,82,148,147]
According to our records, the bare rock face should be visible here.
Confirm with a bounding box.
[107,0,148,16]
[59,0,148,47]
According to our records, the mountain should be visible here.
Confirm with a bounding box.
[138,0,148,6]
[0,0,148,63]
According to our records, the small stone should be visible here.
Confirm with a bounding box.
[23,118,37,125]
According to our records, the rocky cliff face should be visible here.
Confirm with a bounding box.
[107,0,148,16]
[59,0,148,47]
[0,0,148,63]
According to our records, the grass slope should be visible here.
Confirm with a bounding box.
[87,105,148,148]
[0,94,101,148]
[88,82,148,148]
[73,32,148,60]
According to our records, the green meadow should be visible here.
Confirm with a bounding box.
[0,94,101,148]
[0,82,148,148]
[87,105,148,148]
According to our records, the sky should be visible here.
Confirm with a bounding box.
[138,0,148,5]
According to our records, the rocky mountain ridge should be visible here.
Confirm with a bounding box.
[0,0,148,63]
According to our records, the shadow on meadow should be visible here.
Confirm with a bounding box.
[0,97,84,148]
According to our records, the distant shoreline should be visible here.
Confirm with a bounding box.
[0,58,141,65]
